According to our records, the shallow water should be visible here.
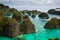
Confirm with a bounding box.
[0,14,60,40]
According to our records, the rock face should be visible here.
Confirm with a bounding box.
[38,12,49,19]
[44,17,60,29]
[48,8,60,15]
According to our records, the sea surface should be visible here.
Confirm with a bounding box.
[0,14,60,40]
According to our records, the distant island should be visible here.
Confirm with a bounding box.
[48,8,60,15]
[44,17,60,29]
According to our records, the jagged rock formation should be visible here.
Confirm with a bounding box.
[38,12,49,19]
[44,17,60,29]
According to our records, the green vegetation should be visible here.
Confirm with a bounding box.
[0,4,35,37]
[38,12,49,19]
[44,17,60,29]
[0,16,19,37]
[21,10,41,16]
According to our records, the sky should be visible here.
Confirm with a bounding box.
[0,0,60,12]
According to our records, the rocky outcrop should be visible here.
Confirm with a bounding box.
[20,15,35,34]
[44,17,60,29]
[38,12,49,19]
[48,8,60,15]
[20,19,35,34]
[31,14,36,18]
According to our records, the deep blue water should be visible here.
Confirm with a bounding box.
[0,14,60,40]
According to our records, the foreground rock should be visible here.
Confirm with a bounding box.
[0,17,20,38]
[48,8,60,15]
[38,12,49,19]
[44,17,60,29]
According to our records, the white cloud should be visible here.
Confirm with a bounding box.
[0,0,60,12]
[46,0,53,4]
[0,0,9,2]
[33,0,54,6]
[0,0,60,6]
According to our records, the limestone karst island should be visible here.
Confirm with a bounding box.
[0,0,60,40]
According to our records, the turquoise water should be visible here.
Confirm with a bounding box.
[0,14,60,40]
